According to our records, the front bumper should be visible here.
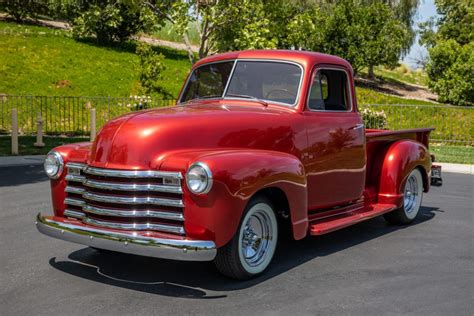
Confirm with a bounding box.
[36,213,217,261]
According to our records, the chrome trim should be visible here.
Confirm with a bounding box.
[83,192,184,207]
[64,197,85,207]
[65,174,85,183]
[83,217,185,235]
[64,209,85,219]
[83,205,184,221]
[66,162,87,170]
[84,166,183,179]
[222,59,238,96]
[65,186,85,194]
[36,213,216,261]
[83,179,182,194]
[45,151,64,179]
[186,162,213,195]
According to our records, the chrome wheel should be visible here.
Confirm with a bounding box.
[403,169,423,220]
[238,203,277,274]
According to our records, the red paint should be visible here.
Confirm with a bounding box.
[47,50,434,247]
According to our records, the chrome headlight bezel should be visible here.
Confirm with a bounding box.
[186,162,213,194]
[44,151,64,179]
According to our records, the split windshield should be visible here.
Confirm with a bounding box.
[180,60,302,106]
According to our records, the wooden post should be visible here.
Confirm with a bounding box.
[34,111,45,147]
[90,108,96,141]
[11,108,18,155]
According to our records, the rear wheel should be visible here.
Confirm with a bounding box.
[214,197,278,279]
[384,168,423,225]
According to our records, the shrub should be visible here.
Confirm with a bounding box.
[426,40,474,106]
[56,0,157,44]
[136,43,166,96]
[0,0,48,22]
[359,107,388,129]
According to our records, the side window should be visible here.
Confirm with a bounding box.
[308,69,351,111]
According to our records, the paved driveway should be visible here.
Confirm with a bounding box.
[1,165,472,315]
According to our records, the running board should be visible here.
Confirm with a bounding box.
[309,203,398,235]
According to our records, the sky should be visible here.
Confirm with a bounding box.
[402,0,438,69]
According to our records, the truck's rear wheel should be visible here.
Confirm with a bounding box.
[214,197,278,280]
[384,168,423,225]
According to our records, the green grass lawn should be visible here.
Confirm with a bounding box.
[0,21,191,98]
[0,135,88,156]
[431,144,474,165]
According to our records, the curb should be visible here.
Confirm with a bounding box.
[437,162,473,175]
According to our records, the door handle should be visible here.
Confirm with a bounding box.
[350,123,365,130]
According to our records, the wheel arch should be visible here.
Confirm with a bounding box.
[378,140,431,207]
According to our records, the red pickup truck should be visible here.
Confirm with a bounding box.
[37,50,442,279]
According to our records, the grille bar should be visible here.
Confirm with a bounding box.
[65,197,85,207]
[84,166,182,179]
[83,217,185,235]
[83,205,184,221]
[65,186,86,194]
[64,209,85,219]
[83,192,184,207]
[83,179,183,194]
[65,174,85,183]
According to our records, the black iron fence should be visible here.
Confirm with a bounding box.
[0,95,175,135]
[1,95,472,147]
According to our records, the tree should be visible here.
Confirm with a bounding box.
[51,0,159,44]
[420,0,473,106]
[288,0,409,75]
[0,0,49,22]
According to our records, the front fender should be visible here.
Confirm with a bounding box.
[160,150,307,247]
[378,140,431,207]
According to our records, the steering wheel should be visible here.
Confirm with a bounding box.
[265,88,297,99]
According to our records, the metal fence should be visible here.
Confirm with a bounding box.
[0,95,176,136]
[1,95,472,147]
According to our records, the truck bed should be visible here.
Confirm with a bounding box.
[366,128,434,148]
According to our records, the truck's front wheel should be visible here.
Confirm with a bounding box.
[214,197,278,279]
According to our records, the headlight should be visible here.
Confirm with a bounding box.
[44,151,64,179]
[186,162,212,194]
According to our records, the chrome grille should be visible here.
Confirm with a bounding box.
[63,163,185,235]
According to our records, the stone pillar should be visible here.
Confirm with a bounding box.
[90,108,96,141]
[11,108,18,155]
[34,112,45,147]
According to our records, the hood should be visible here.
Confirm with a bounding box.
[88,101,304,170]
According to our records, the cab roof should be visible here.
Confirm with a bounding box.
[194,50,353,72]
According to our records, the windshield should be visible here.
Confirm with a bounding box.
[180,60,302,106]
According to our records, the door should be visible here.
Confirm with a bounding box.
[303,67,366,210]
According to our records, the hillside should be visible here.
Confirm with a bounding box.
[0,20,438,105]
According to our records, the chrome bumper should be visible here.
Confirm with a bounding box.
[35,213,216,261]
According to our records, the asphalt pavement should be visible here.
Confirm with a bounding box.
[1,165,473,315]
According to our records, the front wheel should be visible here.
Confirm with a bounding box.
[384,168,424,225]
[214,197,278,279]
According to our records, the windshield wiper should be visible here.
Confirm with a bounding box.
[225,94,268,107]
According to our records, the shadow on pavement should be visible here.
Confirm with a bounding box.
[49,206,440,299]
[0,164,48,187]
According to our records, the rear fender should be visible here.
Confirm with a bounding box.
[378,140,431,207]
[160,150,308,247]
